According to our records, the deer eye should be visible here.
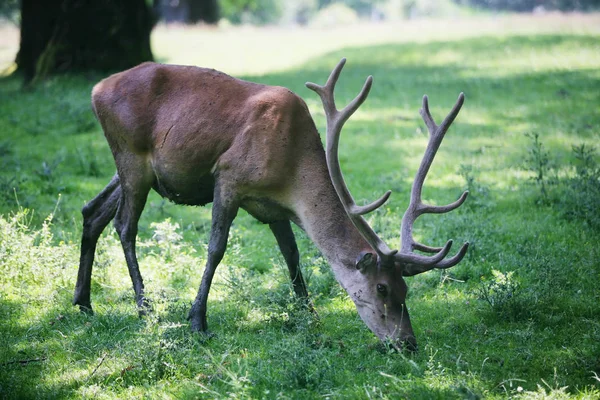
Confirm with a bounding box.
[376,284,387,296]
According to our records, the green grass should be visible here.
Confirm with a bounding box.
[1,16,600,399]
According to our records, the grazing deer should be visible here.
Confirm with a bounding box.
[74,58,468,349]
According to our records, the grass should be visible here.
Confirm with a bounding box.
[1,14,600,399]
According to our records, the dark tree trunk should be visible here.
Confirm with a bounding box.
[16,0,156,83]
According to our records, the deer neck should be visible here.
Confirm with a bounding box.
[289,166,370,274]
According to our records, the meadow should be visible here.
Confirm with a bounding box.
[1,13,599,399]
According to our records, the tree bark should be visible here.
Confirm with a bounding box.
[16,0,156,83]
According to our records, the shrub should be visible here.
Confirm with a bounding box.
[476,269,529,321]
[523,134,599,230]
[557,144,600,230]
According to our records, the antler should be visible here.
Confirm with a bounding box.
[306,59,469,274]
[397,94,469,276]
[306,58,398,264]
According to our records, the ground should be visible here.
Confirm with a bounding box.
[0,13,599,399]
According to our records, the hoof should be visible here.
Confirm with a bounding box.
[194,329,216,343]
[187,302,208,332]
[391,338,418,353]
[378,337,418,354]
[399,336,418,353]
[77,304,94,315]
[197,329,216,338]
[189,317,209,333]
[137,300,153,317]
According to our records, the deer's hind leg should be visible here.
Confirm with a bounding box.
[74,174,121,313]
[113,153,154,315]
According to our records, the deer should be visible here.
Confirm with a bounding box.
[74,58,469,350]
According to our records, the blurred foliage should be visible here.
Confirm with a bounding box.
[220,0,283,24]
[4,0,600,30]
[0,0,18,23]
[318,0,386,16]
[311,3,359,26]
[217,0,474,25]
[400,0,471,18]
[217,0,401,26]
[452,0,600,11]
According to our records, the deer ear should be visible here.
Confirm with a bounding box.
[355,252,377,272]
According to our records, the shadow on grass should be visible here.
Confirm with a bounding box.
[0,295,145,398]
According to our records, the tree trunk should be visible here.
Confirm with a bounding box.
[16,0,155,83]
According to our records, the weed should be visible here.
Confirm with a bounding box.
[0,175,23,207]
[149,218,184,261]
[34,154,67,195]
[59,100,96,134]
[74,147,102,177]
[200,350,253,399]
[524,132,553,204]
[476,270,530,321]
[0,140,12,158]
[556,144,600,230]
[458,164,491,209]
[264,340,333,391]
[522,134,600,230]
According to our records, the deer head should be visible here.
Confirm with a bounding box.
[306,59,469,349]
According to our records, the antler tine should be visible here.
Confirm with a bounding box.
[395,93,469,272]
[413,242,444,253]
[402,242,469,276]
[434,242,469,269]
[305,58,347,112]
[421,190,469,214]
[306,59,397,261]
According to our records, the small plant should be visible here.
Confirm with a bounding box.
[0,140,13,158]
[458,164,490,209]
[149,218,183,261]
[270,342,332,391]
[75,147,102,177]
[36,157,67,196]
[522,136,600,229]
[0,175,24,207]
[476,269,528,320]
[524,132,552,203]
[557,144,600,230]
[36,160,59,181]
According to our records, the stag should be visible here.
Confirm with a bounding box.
[74,58,468,349]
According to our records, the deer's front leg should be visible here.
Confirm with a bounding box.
[189,185,239,333]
